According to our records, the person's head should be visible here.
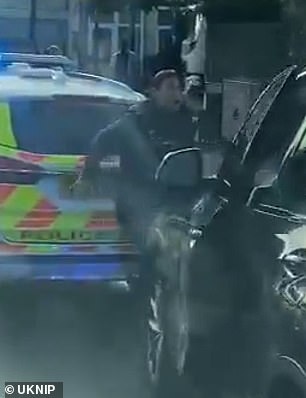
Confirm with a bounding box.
[45,45,62,55]
[150,69,183,112]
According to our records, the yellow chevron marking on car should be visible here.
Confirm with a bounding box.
[41,154,84,169]
[26,245,57,254]
[50,212,90,231]
[0,182,122,245]
[0,102,17,147]
[0,186,42,229]
[0,240,137,255]
[0,145,83,171]
[0,145,16,158]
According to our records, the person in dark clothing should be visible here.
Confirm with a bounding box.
[78,69,196,182]
[74,69,197,252]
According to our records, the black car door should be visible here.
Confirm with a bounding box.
[179,65,306,312]
[211,66,306,321]
[151,65,298,286]
[187,64,299,242]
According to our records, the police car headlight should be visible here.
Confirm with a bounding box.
[276,255,306,310]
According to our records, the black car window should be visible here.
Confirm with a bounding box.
[244,76,306,171]
[6,97,127,155]
[219,66,296,185]
[236,66,296,164]
[252,75,306,213]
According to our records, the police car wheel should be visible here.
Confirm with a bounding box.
[145,277,195,398]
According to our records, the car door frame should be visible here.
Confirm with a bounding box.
[218,65,297,200]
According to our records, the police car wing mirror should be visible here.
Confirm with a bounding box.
[155,148,203,188]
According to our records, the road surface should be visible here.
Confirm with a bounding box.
[0,283,150,398]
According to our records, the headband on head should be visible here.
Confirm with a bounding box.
[151,69,179,89]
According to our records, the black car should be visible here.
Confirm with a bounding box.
[143,65,306,398]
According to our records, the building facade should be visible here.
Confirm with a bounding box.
[0,0,173,74]
[86,7,173,77]
[0,0,69,53]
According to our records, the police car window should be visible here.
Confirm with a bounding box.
[8,97,127,155]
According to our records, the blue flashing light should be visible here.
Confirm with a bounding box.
[33,263,122,281]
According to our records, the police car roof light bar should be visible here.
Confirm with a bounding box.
[0,53,75,68]
[9,66,67,82]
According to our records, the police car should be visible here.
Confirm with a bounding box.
[0,52,77,71]
[0,61,145,281]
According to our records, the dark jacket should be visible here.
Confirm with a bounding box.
[83,99,197,183]
[82,100,196,246]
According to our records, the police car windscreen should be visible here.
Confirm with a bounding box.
[8,97,127,154]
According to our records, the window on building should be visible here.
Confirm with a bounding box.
[158,28,173,51]
[119,26,129,44]
[119,9,140,24]
[135,26,140,55]
[97,28,112,62]
[37,0,66,11]
[158,8,173,26]
[96,12,114,23]
[118,25,141,54]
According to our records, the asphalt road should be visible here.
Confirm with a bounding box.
[0,283,150,398]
